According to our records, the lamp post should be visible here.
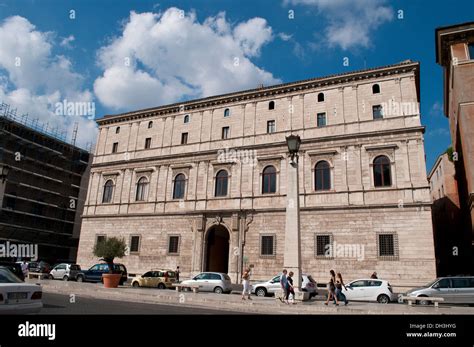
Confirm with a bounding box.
[283,134,308,301]
[0,164,10,208]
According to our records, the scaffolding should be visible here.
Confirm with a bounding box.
[0,101,95,153]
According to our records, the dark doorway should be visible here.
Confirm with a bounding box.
[205,225,229,273]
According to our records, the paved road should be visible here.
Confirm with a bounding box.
[38,293,243,315]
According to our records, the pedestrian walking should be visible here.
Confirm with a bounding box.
[370,272,378,279]
[335,272,348,306]
[176,266,180,282]
[324,269,338,305]
[286,271,296,304]
[279,269,288,303]
[241,268,252,300]
[21,260,28,279]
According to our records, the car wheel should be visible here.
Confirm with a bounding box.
[62,275,69,281]
[132,281,140,288]
[377,294,390,304]
[214,286,224,294]
[158,283,166,289]
[256,287,267,297]
[417,296,430,305]
[76,275,84,282]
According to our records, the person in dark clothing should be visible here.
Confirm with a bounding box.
[371,272,378,279]
[286,271,296,304]
[335,272,348,306]
[176,266,180,282]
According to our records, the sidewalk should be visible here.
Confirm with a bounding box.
[33,279,474,315]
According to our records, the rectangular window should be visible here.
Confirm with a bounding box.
[181,132,188,145]
[315,234,332,257]
[372,105,383,119]
[222,126,230,139]
[130,235,140,253]
[112,142,118,153]
[267,120,276,134]
[317,112,327,127]
[377,233,398,259]
[469,43,474,60]
[96,235,106,246]
[168,236,180,254]
[145,137,151,149]
[260,234,276,256]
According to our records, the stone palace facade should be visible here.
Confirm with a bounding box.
[77,60,437,289]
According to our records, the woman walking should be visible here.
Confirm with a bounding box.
[241,268,252,300]
[335,272,349,306]
[286,271,296,304]
[325,270,338,305]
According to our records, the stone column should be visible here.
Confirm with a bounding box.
[283,154,308,300]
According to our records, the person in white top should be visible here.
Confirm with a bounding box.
[241,268,252,300]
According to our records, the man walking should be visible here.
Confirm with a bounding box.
[279,269,288,303]
[176,266,180,283]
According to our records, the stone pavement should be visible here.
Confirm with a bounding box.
[31,279,474,315]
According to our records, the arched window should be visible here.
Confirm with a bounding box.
[102,180,114,203]
[262,166,277,194]
[215,170,228,197]
[135,177,149,201]
[173,174,186,199]
[148,121,153,129]
[315,161,331,191]
[317,93,325,102]
[115,127,120,134]
[184,115,190,124]
[224,108,230,117]
[269,101,275,110]
[372,84,380,94]
[373,155,391,187]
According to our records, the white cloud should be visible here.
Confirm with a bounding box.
[60,35,75,49]
[429,101,444,117]
[426,127,450,137]
[94,8,280,111]
[284,0,394,50]
[278,32,293,41]
[0,16,97,148]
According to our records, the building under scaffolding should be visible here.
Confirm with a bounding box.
[0,102,92,263]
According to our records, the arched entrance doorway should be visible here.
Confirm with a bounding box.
[205,225,230,273]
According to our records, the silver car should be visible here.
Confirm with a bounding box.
[181,272,233,294]
[251,274,318,297]
[406,276,474,305]
[48,263,82,281]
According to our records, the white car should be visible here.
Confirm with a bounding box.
[342,279,397,304]
[251,274,318,297]
[0,267,43,314]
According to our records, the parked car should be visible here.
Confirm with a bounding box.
[251,274,318,298]
[27,261,51,273]
[0,266,42,314]
[76,263,128,285]
[341,279,397,304]
[48,263,82,281]
[405,276,474,305]
[131,269,177,289]
[180,272,232,294]
[0,261,25,281]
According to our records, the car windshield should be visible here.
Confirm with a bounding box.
[424,279,439,288]
[307,275,316,283]
[167,271,176,277]
[0,268,23,283]
[70,265,81,271]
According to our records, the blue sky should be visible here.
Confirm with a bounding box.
[0,0,472,171]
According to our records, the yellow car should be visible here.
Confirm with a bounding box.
[131,270,177,289]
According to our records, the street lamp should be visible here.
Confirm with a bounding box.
[0,164,10,183]
[286,134,301,160]
[283,134,308,301]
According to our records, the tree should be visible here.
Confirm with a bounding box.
[446,146,455,162]
[93,237,127,274]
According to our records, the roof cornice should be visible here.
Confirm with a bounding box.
[97,60,420,126]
